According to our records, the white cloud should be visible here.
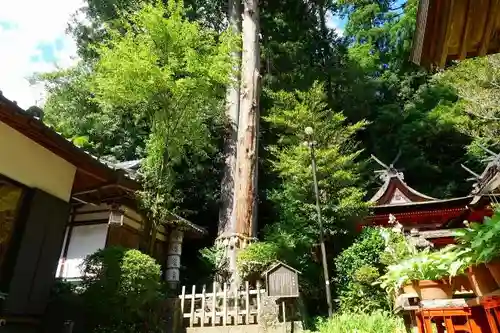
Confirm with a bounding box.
[326,11,345,37]
[0,0,84,109]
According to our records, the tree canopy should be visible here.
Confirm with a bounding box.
[34,0,500,317]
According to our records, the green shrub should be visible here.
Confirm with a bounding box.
[335,228,389,312]
[455,210,500,264]
[80,247,165,333]
[379,228,417,266]
[237,242,279,281]
[378,245,469,294]
[312,311,406,333]
[200,243,230,282]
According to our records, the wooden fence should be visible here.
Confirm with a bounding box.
[178,281,265,327]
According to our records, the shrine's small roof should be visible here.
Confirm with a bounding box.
[262,261,301,277]
[370,170,436,206]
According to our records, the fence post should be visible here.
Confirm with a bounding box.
[190,285,196,327]
[201,284,206,327]
[223,283,228,326]
[257,280,261,316]
[234,284,239,325]
[180,285,186,322]
[245,281,250,324]
[212,282,217,326]
[282,301,286,323]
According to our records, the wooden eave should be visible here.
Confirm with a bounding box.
[412,0,500,69]
[0,95,207,237]
[261,261,302,277]
[0,94,140,195]
[365,195,495,229]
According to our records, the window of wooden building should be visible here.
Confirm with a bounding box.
[59,223,109,279]
[0,178,24,286]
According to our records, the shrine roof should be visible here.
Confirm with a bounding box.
[370,173,437,206]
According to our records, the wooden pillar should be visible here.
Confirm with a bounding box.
[165,229,184,290]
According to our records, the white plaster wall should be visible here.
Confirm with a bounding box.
[0,121,76,202]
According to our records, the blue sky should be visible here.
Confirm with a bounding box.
[0,0,83,108]
[0,1,345,109]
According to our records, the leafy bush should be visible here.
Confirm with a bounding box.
[379,227,417,266]
[335,228,389,312]
[80,247,165,333]
[237,242,279,281]
[455,210,500,264]
[311,311,406,333]
[200,243,230,282]
[378,246,469,294]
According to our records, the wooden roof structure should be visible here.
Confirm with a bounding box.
[0,93,139,199]
[411,0,500,69]
[369,155,436,206]
[0,93,206,236]
[364,156,495,240]
[261,261,302,277]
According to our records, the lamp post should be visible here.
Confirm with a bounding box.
[305,126,333,317]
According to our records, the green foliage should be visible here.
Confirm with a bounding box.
[264,82,368,246]
[455,210,500,264]
[379,227,417,266]
[260,82,369,308]
[438,54,500,148]
[236,242,279,281]
[200,243,230,282]
[335,227,389,312]
[378,246,469,294]
[36,65,148,161]
[89,1,234,224]
[80,247,165,333]
[311,311,406,333]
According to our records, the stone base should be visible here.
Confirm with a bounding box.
[185,322,303,333]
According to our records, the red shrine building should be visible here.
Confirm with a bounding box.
[363,155,500,247]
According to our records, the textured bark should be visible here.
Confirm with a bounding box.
[218,0,242,237]
[233,0,260,238]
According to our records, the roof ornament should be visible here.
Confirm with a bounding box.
[467,145,500,195]
[371,149,404,182]
[477,144,500,164]
[461,164,480,182]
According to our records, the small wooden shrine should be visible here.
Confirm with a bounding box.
[262,261,301,298]
[412,0,500,69]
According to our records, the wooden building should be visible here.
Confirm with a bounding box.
[412,0,500,69]
[364,156,495,246]
[367,156,500,332]
[0,93,205,330]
